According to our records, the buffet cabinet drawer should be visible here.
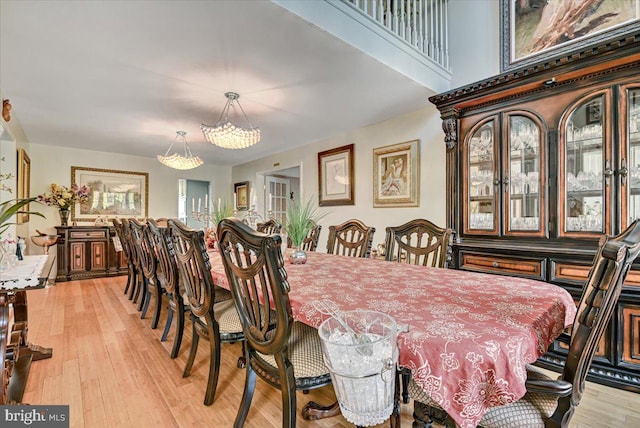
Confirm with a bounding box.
[70,230,108,239]
[551,261,640,289]
[619,303,640,370]
[459,252,545,280]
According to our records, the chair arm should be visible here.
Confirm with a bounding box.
[525,378,573,397]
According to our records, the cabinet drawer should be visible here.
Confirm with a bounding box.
[70,230,108,239]
[619,303,640,370]
[552,261,640,289]
[459,252,545,280]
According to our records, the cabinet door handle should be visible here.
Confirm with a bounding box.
[620,158,628,185]
[492,262,499,268]
[502,177,509,193]
[604,160,613,187]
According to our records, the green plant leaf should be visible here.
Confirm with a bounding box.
[285,196,326,247]
[0,198,46,236]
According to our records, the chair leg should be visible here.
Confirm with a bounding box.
[203,324,221,406]
[183,318,199,378]
[136,277,148,311]
[171,303,186,359]
[150,286,162,329]
[128,269,137,300]
[234,357,256,428]
[279,364,297,428]
[123,265,133,295]
[413,401,435,428]
[141,289,150,319]
[402,367,411,404]
[161,304,173,342]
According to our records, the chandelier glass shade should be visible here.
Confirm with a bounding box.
[157,131,203,170]
[201,92,261,149]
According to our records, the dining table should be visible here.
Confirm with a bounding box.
[208,250,577,428]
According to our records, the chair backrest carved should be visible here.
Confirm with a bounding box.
[217,218,292,358]
[300,223,322,252]
[147,218,179,295]
[129,218,156,281]
[112,218,131,263]
[256,219,282,235]
[326,219,375,258]
[384,219,452,267]
[552,219,640,426]
[121,218,140,271]
[168,219,216,319]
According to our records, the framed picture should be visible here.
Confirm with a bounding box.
[500,0,640,71]
[318,144,354,206]
[16,148,31,223]
[234,181,249,211]
[586,100,602,124]
[373,139,419,207]
[71,166,148,221]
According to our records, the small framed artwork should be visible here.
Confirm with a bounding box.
[318,143,354,206]
[500,0,640,71]
[234,181,249,211]
[16,148,31,223]
[373,139,419,207]
[586,100,602,125]
[71,166,148,221]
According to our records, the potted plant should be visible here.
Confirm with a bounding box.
[285,196,325,264]
[37,183,90,226]
[206,198,233,249]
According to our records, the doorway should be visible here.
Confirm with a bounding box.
[264,166,300,225]
[178,179,210,229]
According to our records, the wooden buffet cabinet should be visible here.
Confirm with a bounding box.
[430,32,640,392]
[55,226,127,282]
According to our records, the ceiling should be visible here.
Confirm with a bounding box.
[0,1,434,166]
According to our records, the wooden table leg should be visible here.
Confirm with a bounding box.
[301,400,341,420]
[12,291,52,361]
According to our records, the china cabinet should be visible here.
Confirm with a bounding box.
[55,226,127,282]
[430,33,640,392]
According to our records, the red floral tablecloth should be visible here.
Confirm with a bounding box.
[209,251,576,428]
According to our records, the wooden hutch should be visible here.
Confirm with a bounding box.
[429,32,640,392]
[55,226,127,282]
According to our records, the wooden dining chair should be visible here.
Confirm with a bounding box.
[168,218,245,406]
[409,219,640,428]
[147,218,187,358]
[112,218,134,296]
[217,218,333,427]
[326,219,375,258]
[256,218,282,235]
[130,219,164,328]
[384,218,452,267]
[121,218,143,304]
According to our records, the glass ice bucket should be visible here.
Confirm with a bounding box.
[318,310,398,427]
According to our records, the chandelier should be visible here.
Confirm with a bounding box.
[201,92,261,149]
[157,131,203,170]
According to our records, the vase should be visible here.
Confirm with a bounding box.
[59,208,70,226]
[288,247,307,265]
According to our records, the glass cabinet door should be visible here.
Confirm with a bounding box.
[563,94,606,235]
[467,120,497,233]
[505,114,544,235]
[624,87,640,226]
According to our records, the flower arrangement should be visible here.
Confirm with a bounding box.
[37,183,90,209]
[285,196,326,248]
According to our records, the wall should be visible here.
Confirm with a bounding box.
[29,144,231,240]
[448,0,501,89]
[232,105,446,252]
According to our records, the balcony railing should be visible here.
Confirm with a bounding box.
[345,0,450,71]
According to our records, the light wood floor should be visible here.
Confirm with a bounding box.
[21,276,640,428]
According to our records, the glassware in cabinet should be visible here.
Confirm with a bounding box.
[467,121,497,232]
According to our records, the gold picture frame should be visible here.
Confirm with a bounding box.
[71,166,149,221]
[234,181,249,211]
[318,143,354,206]
[16,148,31,223]
[373,139,419,207]
[501,0,640,71]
